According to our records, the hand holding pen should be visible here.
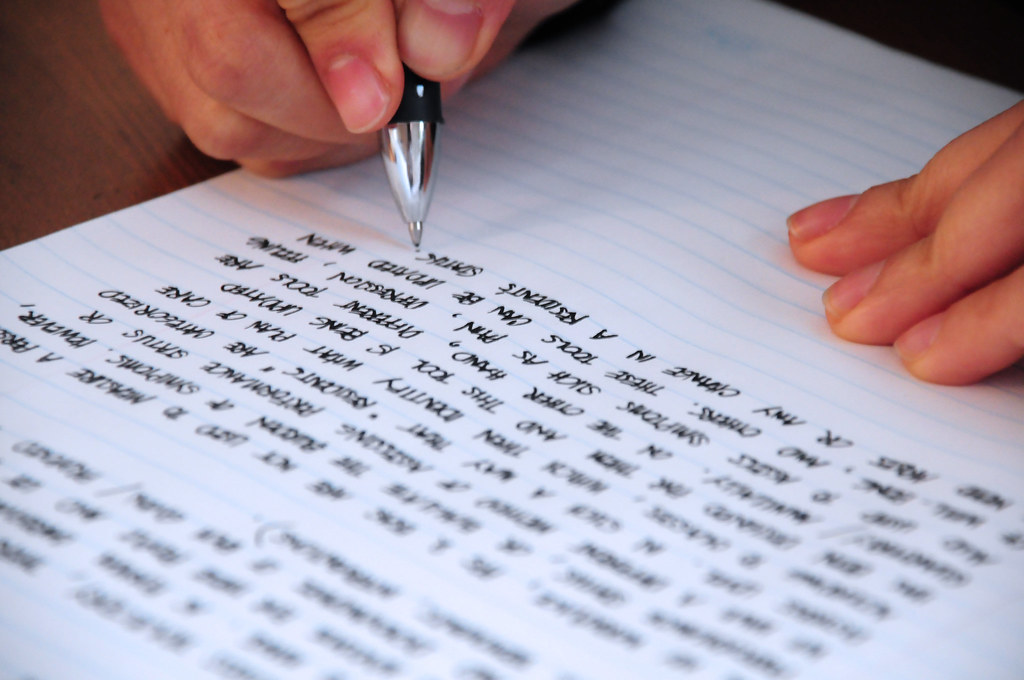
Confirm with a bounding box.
[101,0,1024,384]
[100,0,579,177]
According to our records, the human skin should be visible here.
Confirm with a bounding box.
[100,1,1023,385]
[99,0,578,175]
[788,101,1024,385]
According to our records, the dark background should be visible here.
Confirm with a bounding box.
[2,0,1021,250]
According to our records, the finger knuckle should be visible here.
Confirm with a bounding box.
[890,173,939,240]
[280,0,371,30]
[179,107,266,160]
[181,12,254,105]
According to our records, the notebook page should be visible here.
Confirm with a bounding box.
[2,1,1022,679]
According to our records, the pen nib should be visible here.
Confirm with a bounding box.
[408,221,423,248]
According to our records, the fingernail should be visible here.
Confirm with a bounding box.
[823,260,883,321]
[323,55,389,133]
[401,0,483,77]
[895,313,943,362]
[788,194,859,241]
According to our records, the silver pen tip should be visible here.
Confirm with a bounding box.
[408,221,423,248]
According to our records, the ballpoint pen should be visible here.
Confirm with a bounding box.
[380,65,443,248]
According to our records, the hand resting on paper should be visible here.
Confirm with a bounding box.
[788,101,1024,385]
[102,0,1019,385]
[99,0,579,176]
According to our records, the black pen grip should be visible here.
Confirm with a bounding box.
[389,65,443,124]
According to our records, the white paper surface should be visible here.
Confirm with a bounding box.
[2,1,1022,678]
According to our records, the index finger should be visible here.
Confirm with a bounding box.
[180,0,355,144]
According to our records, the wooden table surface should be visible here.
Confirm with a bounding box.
[2,0,1022,251]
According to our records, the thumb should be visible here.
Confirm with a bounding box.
[279,0,404,133]
[396,0,516,81]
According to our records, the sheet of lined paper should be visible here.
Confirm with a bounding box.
[1,1,1022,678]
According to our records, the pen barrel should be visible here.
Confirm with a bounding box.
[390,65,443,124]
[380,121,440,224]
